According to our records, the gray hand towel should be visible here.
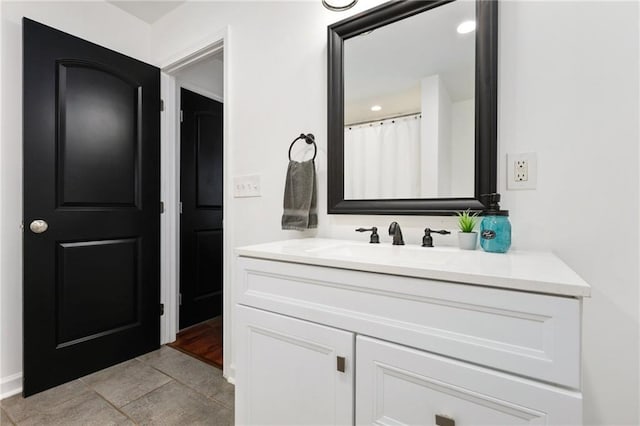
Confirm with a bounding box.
[281,159,318,230]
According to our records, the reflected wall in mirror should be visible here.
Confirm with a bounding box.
[344,0,475,200]
[328,0,498,215]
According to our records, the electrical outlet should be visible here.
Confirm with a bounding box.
[507,153,537,190]
[515,159,528,182]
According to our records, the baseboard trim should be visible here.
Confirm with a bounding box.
[224,363,235,385]
[0,372,22,400]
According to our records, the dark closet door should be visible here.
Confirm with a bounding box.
[23,19,160,396]
[179,89,223,330]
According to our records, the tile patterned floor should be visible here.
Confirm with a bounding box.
[0,346,234,425]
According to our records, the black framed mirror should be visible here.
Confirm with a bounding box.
[328,0,497,215]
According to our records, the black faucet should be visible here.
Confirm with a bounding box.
[355,227,380,243]
[388,222,404,245]
[422,228,451,247]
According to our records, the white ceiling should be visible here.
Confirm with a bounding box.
[108,1,186,24]
[344,0,476,124]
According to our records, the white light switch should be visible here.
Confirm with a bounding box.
[233,175,261,198]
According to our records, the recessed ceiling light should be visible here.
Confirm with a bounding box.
[371,105,382,112]
[457,20,476,34]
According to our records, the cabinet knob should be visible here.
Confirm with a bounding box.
[336,356,345,373]
[435,414,455,426]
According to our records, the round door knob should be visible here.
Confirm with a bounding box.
[29,219,48,234]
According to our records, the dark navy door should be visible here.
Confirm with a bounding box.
[23,19,161,396]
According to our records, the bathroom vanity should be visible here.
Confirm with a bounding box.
[234,238,590,425]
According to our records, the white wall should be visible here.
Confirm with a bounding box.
[152,0,386,249]
[420,74,453,197]
[421,74,442,197]
[175,54,224,101]
[436,76,452,196]
[0,1,152,398]
[450,98,474,196]
[498,3,639,424]
[152,1,639,424]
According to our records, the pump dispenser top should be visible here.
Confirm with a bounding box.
[484,193,509,216]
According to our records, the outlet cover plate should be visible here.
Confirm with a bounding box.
[507,153,537,190]
[233,174,261,198]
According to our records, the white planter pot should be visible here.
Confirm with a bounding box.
[458,232,478,250]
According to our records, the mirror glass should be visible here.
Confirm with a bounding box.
[327,0,497,215]
[343,0,475,200]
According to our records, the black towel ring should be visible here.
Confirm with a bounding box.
[288,133,317,162]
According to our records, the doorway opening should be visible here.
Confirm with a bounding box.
[160,30,231,377]
[171,83,224,369]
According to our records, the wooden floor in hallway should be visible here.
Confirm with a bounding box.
[168,317,223,369]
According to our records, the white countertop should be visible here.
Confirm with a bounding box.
[235,238,591,298]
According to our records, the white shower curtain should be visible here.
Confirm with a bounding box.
[344,114,421,199]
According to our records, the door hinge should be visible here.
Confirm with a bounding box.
[178,202,183,214]
[160,303,164,316]
[179,293,182,306]
[180,110,184,123]
[160,201,165,214]
[160,99,165,111]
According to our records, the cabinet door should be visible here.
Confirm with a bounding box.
[236,305,354,425]
[356,336,582,426]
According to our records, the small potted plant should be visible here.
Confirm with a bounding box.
[456,209,479,250]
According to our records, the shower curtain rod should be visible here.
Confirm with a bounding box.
[345,111,421,128]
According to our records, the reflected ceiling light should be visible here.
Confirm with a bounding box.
[457,20,476,34]
[371,105,382,112]
[322,0,358,12]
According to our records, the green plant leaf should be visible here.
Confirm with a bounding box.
[456,209,479,233]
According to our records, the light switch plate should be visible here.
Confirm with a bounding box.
[507,153,537,190]
[233,175,261,198]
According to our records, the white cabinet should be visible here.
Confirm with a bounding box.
[234,243,587,426]
[235,305,354,425]
[356,336,582,426]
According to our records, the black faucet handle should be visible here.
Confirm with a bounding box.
[429,228,451,235]
[422,228,451,247]
[356,227,380,244]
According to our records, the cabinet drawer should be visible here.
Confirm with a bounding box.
[237,257,581,388]
[356,336,582,426]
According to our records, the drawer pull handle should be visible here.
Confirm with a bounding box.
[336,356,345,373]
[435,414,455,426]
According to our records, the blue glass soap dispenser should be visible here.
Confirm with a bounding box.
[480,193,511,253]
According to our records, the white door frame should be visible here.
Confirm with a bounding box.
[158,26,234,381]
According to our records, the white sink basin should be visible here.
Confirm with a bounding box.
[306,242,456,266]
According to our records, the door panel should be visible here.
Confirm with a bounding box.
[56,239,140,346]
[236,305,354,425]
[58,61,140,207]
[195,230,223,298]
[180,89,223,329]
[196,112,223,207]
[23,18,160,396]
